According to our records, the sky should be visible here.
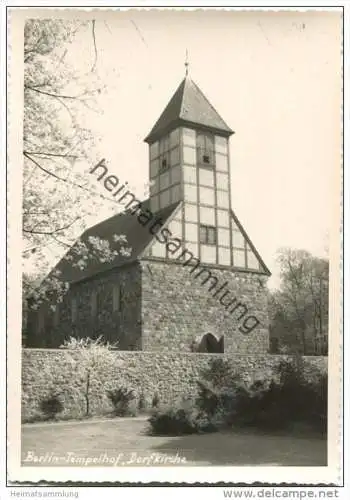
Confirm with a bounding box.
[47,9,342,289]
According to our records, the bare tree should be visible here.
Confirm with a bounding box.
[269,248,329,355]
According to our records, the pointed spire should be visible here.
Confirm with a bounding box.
[185,49,189,77]
[144,74,234,143]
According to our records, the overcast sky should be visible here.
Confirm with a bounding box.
[60,9,341,288]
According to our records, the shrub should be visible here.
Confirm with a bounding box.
[106,387,136,417]
[39,393,64,420]
[232,357,328,432]
[200,358,239,389]
[149,407,196,436]
[196,355,327,433]
[196,359,243,427]
[196,380,220,417]
[149,398,217,436]
[269,356,327,431]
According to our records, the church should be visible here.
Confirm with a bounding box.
[27,71,271,354]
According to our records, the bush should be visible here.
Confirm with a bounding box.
[196,359,242,427]
[232,358,327,432]
[106,387,136,417]
[264,356,327,432]
[196,380,220,417]
[149,407,196,436]
[200,358,239,389]
[196,356,327,433]
[39,393,64,420]
[148,399,217,436]
[196,380,236,426]
[150,357,327,435]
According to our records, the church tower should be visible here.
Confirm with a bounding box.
[144,73,268,274]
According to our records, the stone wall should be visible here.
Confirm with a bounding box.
[26,263,142,349]
[141,259,270,353]
[22,349,327,423]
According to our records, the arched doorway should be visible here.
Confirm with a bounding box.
[197,333,224,353]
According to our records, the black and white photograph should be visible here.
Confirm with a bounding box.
[5,4,345,491]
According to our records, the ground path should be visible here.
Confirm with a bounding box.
[21,417,327,467]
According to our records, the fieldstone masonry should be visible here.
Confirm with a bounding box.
[27,263,142,349]
[27,258,269,353]
[22,349,328,423]
[141,259,270,353]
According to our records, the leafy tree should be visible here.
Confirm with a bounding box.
[23,20,129,311]
[269,248,329,355]
[24,21,96,253]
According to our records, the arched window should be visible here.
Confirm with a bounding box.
[196,333,224,353]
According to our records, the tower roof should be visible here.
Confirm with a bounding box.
[144,76,234,143]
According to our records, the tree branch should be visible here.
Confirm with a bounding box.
[91,20,98,72]
[24,33,45,62]
[24,152,121,205]
[24,85,80,100]
[23,216,81,236]
[50,234,74,249]
[24,151,79,159]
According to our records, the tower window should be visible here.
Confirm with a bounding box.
[200,225,217,245]
[203,154,210,164]
[151,132,179,174]
[197,132,215,167]
[158,135,170,172]
[160,157,168,171]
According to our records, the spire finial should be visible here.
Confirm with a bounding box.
[185,49,189,76]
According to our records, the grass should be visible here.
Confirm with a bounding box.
[21,417,327,467]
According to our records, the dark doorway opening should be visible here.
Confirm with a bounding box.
[197,333,224,353]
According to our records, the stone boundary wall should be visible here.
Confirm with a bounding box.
[22,349,328,423]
